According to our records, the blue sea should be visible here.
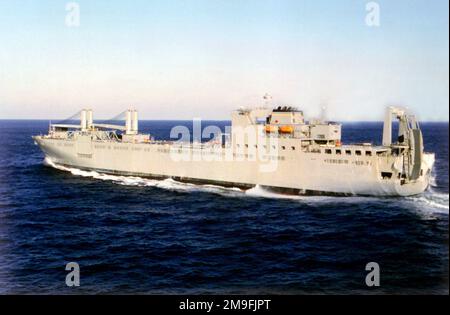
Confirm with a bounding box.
[0,120,448,294]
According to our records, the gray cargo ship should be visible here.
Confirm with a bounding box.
[33,105,435,196]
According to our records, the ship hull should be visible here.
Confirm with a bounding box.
[33,136,434,197]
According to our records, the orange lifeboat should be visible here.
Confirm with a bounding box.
[278,125,294,134]
[265,125,277,133]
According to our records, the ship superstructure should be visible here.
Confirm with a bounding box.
[33,105,435,196]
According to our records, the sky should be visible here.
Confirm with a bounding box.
[0,0,448,121]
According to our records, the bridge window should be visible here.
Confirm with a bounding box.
[291,146,296,150]
[325,149,332,154]
[336,149,341,155]
[281,146,286,150]
[365,151,372,156]
[345,150,352,155]
[355,150,362,156]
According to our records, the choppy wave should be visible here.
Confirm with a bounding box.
[406,189,449,215]
[245,186,449,216]
[44,157,449,214]
[406,168,449,214]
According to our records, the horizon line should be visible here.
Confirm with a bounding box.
[0,118,449,123]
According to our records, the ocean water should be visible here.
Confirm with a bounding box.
[0,120,448,294]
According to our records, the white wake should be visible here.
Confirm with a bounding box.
[405,169,449,215]
[44,158,449,215]
[44,157,243,197]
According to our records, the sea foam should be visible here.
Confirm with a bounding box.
[44,157,449,214]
